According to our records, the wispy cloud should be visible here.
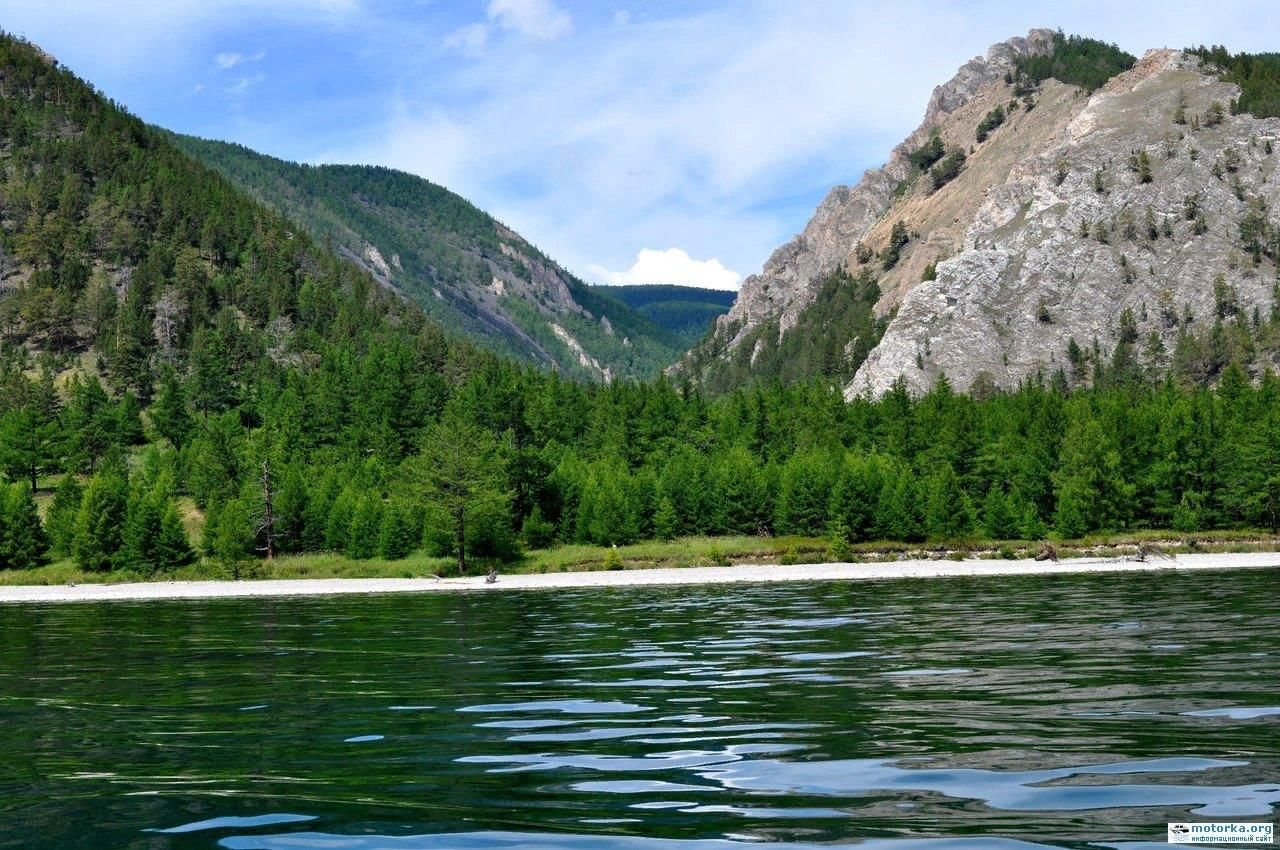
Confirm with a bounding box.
[442,23,489,57]
[214,49,265,70]
[487,0,572,41]
[443,0,571,57]
[227,73,266,94]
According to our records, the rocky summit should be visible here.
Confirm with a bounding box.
[680,29,1280,396]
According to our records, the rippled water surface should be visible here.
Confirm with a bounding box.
[1,570,1277,849]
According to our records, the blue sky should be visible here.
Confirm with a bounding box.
[4,1,1280,289]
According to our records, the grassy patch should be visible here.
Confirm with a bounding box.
[3,529,1279,587]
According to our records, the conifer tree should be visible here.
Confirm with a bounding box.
[346,493,383,559]
[653,495,678,542]
[73,467,129,571]
[827,455,880,543]
[150,369,194,448]
[774,451,836,536]
[63,374,115,473]
[981,485,1019,539]
[45,475,83,559]
[406,415,509,574]
[924,463,973,541]
[326,487,358,552]
[115,392,146,446]
[585,466,639,546]
[120,492,165,572]
[0,484,49,570]
[379,498,421,560]
[208,497,257,576]
[155,501,195,569]
[272,465,309,554]
[0,406,62,491]
[875,461,923,542]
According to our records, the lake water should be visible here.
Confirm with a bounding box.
[1,570,1277,849]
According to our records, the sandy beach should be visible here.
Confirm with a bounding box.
[0,550,1276,604]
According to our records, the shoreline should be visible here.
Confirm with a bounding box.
[0,551,1276,604]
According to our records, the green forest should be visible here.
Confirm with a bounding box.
[4,30,1280,582]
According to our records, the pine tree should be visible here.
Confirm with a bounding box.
[379,499,421,560]
[875,462,923,542]
[586,466,639,546]
[981,485,1018,539]
[63,374,116,473]
[711,447,772,534]
[774,451,836,536]
[0,484,49,570]
[0,407,62,491]
[924,463,973,541]
[1052,416,1134,537]
[346,493,383,559]
[208,497,256,576]
[1017,497,1048,540]
[150,369,194,448]
[155,501,195,569]
[45,475,83,558]
[72,468,129,571]
[405,415,510,574]
[115,392,145,445]
[828,454,882,542]
[653,495,678,542]
[325,487,358,552]
[120,492,165,572]
[272,465,309,554]
[189,328,237,415]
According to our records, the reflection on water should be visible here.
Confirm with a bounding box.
[0,569,1277,849]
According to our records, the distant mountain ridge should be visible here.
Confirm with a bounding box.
[171,136,689,381]
[591,284,735,346]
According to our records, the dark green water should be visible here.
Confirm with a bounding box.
[1,570,1277,849]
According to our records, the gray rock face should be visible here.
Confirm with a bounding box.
[849,50,1280,396]
[683,32,1280,398]
[694,29,1055,358]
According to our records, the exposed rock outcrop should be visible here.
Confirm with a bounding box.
[681,31,1280,398]
[850,50,1280,396]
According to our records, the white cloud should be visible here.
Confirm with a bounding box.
[214,48,265,70]
[486,0,572,41]
[442,22,489,56]
[589,248,741,290]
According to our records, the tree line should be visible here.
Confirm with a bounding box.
[7,351,1280,574]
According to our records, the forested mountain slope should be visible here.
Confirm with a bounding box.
[680,30,1280,399]
[591,284,735,346]
[171,135,682,380]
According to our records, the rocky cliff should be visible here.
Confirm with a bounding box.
[681,31,1280,397]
